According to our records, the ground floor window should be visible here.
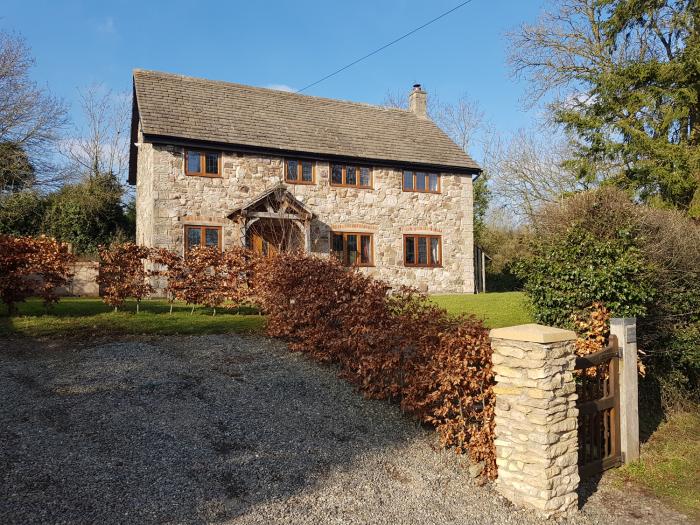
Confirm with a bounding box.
[331,232,373,266]
[404,234,441,267]
[185,225,222,252]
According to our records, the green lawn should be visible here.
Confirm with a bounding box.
[0,292,530,339]
[0,298,265,338]
[616,411,700,520]
[431,292,532,328]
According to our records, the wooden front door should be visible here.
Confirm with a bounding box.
[246,219,301,257]
[249,231,279,257]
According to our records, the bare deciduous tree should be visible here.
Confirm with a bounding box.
[61,84,130,185]
[487,129,587,223]
[382,90,484,151]
[0,31,68,191]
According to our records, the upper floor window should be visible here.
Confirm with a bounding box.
[402,171,440,193]
[330,164,372,189]
[185,225,222,252]
[285,159,315,184]
[404,234,441,267]
[331,232,374,266]
[185,150,221,177]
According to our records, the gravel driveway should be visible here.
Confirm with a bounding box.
[0,335,692,524]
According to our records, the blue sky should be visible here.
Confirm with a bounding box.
[2,0,545,163]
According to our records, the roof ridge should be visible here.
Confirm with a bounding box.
[133,69,413,116]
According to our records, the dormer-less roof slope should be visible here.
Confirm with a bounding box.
[131,70,481,183]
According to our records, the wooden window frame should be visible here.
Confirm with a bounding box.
[330,163,373,189]
[184,149,222,178]
[402,170,441,194]
[403,234,442,268]
[330,231,374,267]
[184,225,223,253]
[285,159,316,185]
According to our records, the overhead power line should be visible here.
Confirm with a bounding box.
[296,0,475,93]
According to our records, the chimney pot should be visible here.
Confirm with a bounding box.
[408,84,427,119]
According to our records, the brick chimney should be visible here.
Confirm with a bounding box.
[408,84,427,119]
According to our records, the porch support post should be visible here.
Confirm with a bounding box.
[610,317,639,463]
[490,324,580,518]
[304,220,311,253]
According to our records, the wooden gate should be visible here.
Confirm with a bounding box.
[575,335,623,478]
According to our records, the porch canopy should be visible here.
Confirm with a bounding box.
[227,183,314,253]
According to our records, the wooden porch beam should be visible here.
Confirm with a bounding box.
[246,211,311,220]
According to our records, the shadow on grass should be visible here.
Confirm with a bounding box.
[1,298,260,318]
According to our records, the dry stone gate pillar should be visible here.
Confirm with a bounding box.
[490,324,580,517]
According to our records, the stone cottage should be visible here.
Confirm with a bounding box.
[128,70,481,293]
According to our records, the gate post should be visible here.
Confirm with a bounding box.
[610,318,640,463]
[490,324,579,517]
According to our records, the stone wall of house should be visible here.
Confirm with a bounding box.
[135,132,156,248]
[136,143,475,294]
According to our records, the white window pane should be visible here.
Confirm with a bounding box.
[429,173,438,192]
[430,237,439,265]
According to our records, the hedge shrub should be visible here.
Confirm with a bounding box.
[516,187,700,402]
[253,251,496,478]
[0,234,74,314]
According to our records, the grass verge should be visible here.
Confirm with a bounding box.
[0,297,265,338]
[616,410,700,520]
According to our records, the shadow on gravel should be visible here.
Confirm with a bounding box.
[0,334,430,524]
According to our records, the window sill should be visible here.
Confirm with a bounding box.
[401,189,441,194]
[404,264,443,269]
[285,179,316,185]
[185,173,222,178]
[330,183,373,190]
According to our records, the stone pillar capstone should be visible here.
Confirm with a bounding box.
[489,323,580,517]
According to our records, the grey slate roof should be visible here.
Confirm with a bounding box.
[133,70,480,173]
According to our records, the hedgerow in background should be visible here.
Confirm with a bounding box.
[253,251,496,478]
[97,242,153,312]
[0,191,47,236]
[517,187,700,405]
[0,234,73,314]
[42,173,131,254]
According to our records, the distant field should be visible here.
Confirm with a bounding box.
[431,292,532,328]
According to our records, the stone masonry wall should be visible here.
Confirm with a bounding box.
[135,143,475,294]
[490,324,580,517]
